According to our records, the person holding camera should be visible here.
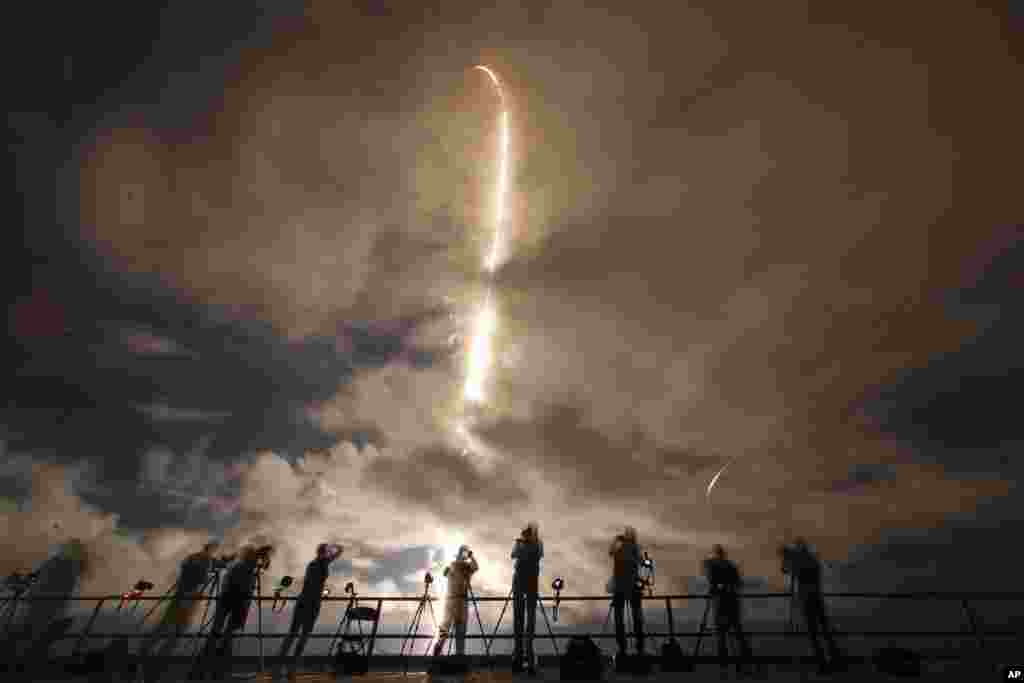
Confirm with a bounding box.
[432,545,479,657]
[703,545,753,672]
[196,544,274,677]
[274,543,343,679]
[138,542,219,669]
[608,526,645,658]
[511,522,543,674]
[779,538,841,673]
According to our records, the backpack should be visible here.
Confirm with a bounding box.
[661,637,691,672]
[561,635,604,680]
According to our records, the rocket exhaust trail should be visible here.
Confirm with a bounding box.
[462,65,510,407]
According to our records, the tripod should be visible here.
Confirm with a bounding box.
[785,573,797,633]
[691,595,713,657]
[1,588,29,639]
[602,588,644,656]
[186,569,224,680]
[432,579,490,662]
[694,590,752,672]
[401,580,439,669]
[488,583,559,671]
[326,587,361,661]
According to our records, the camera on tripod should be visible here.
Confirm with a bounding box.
[211,554,236,571]
[254,544,274,569]
[552,577,565,622]
[119,580,155,611]
[4,571,39,593]
[272,575,294,612]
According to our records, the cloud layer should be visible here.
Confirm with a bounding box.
[4,0,1021,643]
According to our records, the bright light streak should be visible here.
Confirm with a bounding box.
[485,109,510,272]
[462,65,511,405]
[463,296,497,403]
[706,458,735,498]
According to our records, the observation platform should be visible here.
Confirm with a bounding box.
[5,590,1020,682]
[15,654,1013,683]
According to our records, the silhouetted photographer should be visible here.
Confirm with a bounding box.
[18,537,91,672]
[703,545,753,673]
[195,544,274,678]
[274,543,343,678]
[511,522,543,674]
[138,542,219,669]
[779,538,842,673]
[432,546,479,657]
[608,526,645,657]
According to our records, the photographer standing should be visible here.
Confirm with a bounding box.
[274,543,343,678]
[703,545,753,673]
[779,538,841,673]
[19,538,91,668]
[608,526,645,657]
[432,546,479,657]
[196,544,274,678]
[511,522,543,674]
[138,542,219,665]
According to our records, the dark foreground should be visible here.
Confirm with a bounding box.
[12,654,1016,682]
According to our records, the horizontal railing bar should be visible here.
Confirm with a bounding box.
[27,631,1022,640]
[9,592,1024,601]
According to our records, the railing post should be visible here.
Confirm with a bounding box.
[257,574,264,674]
[365,599,383,661]
[664,597,675,637]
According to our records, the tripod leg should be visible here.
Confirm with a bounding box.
[401,600,419,657]
[257,572,263,674]
[467,587,491,659]
[403,603,425,673]
[693,597,711,659]
[602,602,614,634]
[626,600,632,654]
[488,588,514,660]
[326,601,353,661]
[424,597,440,656]
[537,597,559,664]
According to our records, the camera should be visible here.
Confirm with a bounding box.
[4,571,39,591]
[211,554,236,571]
[254,545,274,570]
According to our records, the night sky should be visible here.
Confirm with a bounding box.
[4,0,1022,640]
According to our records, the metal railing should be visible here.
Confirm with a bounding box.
[4,590,1021,660]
